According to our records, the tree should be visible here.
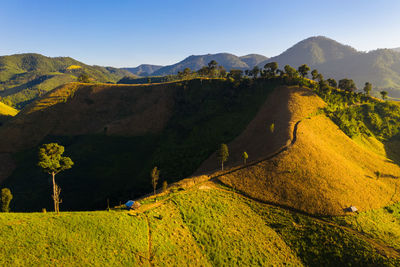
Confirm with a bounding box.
[270,123,275,133]
[311,69,319,80]
[217,144,229,170]
[364,82,372,96]
[162,180,168,192]
[380,91,388,100]
[228,69,243,81]
[327,78,337,88]
[338,79,357,92]
[1,188,13,212]
[77,73,90,83]
[284,65,298,78]
[151,166,160,195]
[298,64,310,78]
[208,60,218,70]
[218,65,227,78]
[251,66,260,79]
[242,152,248,165]
[264,62,279,77]
[38,143,74,214]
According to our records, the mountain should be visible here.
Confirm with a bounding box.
[239,54,269,67]
[0,53,134,107]
[259,36,400,96]
[153,53,251,76]
[392,47,400,52]
[259,36,360,68]
[123,64,163,76]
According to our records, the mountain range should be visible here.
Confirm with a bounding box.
[2,36,400,108]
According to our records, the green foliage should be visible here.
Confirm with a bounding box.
[338,78,357,92]
[77,73,90,83]
[38,143,74,175]
[284,65,298,78]
[364,82,372,95]
[315,84,400,140]
[217,143,229,170]
[298,64,310,78]
[381,90,388,100]
[264,62,279,77]
[311,69,319,80]
[270,123,275,133]
[1,188,13,212]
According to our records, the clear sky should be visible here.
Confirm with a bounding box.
[1,0,400,67]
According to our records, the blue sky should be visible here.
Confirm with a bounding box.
[1,0,400,67]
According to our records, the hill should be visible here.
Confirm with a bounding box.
[259,36,400,96]
[123,64,163,76]
[239,54,269,67]
[0,79,280,211]
[0,53,133,107]
[259,36,359,68]
[0,180,399,266]
[153,53,251,75]
[197,86,400,215]
[393,48,400,52]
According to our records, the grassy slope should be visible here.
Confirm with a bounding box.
[1,79,279,211]
[0,53,133,107]
[1,184,398,266]
[214,86,400,215]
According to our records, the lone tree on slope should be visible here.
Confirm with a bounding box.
[217,144,229,171]
[38,143,74,214]
[264,62,278,77]
[242,151,248,165]
[380,91,388,100]
[151,166,160,195]
[1,188,13,212]
[364,82,372,96]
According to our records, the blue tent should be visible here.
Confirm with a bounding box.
[125,200,135,209]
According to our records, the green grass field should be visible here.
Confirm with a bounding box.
[1,183,399,266]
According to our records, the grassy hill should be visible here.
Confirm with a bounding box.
[197,86,400,215]
[0,78,280,211]
[0,53,134,108]
[0,179,399,266]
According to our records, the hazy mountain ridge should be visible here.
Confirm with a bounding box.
[153,53,255,76]
[123,64,163,76]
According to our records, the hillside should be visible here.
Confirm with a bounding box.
[259,36,359,68]
[393,48,400,52]
[0,79,280,211]
[0,53,133,107]
[239,54,269,67]
[259,36,400,96]
[198,86,400,215]
[123,64,163,76]
[153,53,251,75]
[1,179,399,266]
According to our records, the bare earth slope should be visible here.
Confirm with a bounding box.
[199,86,400,215]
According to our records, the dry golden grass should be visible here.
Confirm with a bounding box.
[0,82,176,153]
[215,86,400,215]
[0,102,18,116]
[196,86,326,173]
[65,65,82,70]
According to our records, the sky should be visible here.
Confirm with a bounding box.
[1,0,400,67]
